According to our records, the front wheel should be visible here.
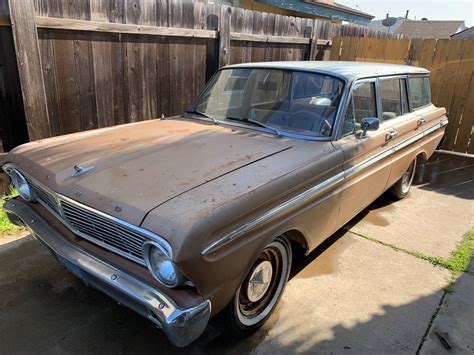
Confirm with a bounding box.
[389,156,417,200]
[224,236,292,337]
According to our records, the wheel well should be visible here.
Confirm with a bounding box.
[417,151,429,161]
[284,229,309,256]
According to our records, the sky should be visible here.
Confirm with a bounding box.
[337,0,473,26]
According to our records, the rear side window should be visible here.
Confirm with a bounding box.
[380,78,402,120]
[342,81,377,136]
[408,77,431,109]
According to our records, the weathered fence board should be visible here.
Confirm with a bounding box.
[330,36,474,153]
[0,27,28,151]
[8,0,51,141]
[9,0,466,156]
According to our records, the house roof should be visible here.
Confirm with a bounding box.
[451,26,474,39]
[395,20,465,38]
[225,61,429,82]
[254,0,374,25]
[304,1,374,19]
[367,18,408,33]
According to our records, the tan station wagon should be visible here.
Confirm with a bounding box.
[3,62,447,347]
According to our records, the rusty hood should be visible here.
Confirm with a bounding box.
[6,118,292,226]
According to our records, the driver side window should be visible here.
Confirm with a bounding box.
[342,81,377,136]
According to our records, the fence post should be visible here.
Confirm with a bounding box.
[8,0,51,141]
[303,26,313,61]
[218,6,231,67]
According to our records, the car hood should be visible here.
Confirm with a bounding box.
[6,118,292,226]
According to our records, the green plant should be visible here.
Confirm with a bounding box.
[353,231,474,274]
[0,187,23,235]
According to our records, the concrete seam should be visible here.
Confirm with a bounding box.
[415,291,447,354]
[346,229,452,270]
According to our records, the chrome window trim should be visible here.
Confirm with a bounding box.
[400,76,410,114]
[186,67,349,142]
[202,118,448,255]
[181,115,333,142]
[2,164,173,265]
[377,75,409,122]
[336,77,378,139]
[407,74,432,111]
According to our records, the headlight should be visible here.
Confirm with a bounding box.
[10,169,36,202]
[142,241,184,288]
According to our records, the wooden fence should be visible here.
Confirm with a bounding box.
[0,0,407,152]
[330,36,474,154]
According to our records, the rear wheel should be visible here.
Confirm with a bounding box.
[389,156,417,200]
[224,236,291,337]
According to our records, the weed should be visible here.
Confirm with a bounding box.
[353,230,474,274]
[0,187,23,236]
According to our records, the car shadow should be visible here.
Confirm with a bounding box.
[291,152,472,283]
[0,153,471,354]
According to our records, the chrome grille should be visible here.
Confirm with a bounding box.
[26,177,61,215]
[61,199,146,260]
[14,171,171,266]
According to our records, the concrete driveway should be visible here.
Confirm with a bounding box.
[0,152,473,354]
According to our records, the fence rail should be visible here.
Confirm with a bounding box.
[330,36,474,153]
[0,0,408,153]
[1,1,472,154]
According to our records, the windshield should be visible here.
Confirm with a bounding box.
[191,68,344,137]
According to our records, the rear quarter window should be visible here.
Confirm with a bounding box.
[408,77,431,109]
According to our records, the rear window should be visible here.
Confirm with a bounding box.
[408,77,431,109]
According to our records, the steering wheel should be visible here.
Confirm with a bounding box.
[320,119,332,137]
[288,110,321,133]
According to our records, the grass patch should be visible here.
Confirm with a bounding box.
[353,231,474,294]
[353,230,474,274]
[447,231,474,273]
[0,187,23,236]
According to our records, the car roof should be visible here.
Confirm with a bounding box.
[224,61,430,82]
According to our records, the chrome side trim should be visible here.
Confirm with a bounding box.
[344,145,393,179]
[202,119,448,255]
[3,199,210,348]
[201,171,345,255]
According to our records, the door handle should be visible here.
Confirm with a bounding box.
[417,117,427,126]
[386,130,398,141]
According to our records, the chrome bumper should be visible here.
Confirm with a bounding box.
[3,198,211,348]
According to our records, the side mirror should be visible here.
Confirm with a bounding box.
[360,117,380,137]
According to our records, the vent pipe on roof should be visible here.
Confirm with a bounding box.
[386,13,389,19]
[405,10,409,19]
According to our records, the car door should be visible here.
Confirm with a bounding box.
[332,78,393,227]
[407,76,448,156]
[378,76,421,188]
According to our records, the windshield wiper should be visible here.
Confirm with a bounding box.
[225,116,282,137]
[185,110,219,124]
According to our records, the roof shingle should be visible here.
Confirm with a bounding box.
[395,20,465,38]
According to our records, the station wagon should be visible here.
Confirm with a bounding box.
[3,61,448,347]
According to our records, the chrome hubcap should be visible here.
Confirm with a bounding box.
[246,260,273,302]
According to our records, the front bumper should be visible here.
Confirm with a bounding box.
[3,198,211,348]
